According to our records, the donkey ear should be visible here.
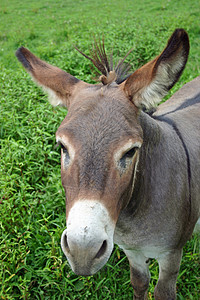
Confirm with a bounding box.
[120,29,189,109]
[16,47,87,108]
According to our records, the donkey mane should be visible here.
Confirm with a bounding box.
[75,39,133,85]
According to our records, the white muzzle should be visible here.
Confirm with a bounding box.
[61,200,115,275]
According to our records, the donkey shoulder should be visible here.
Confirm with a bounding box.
[153,76,200,148]
[153,76,200,223]
[154,76,200,117]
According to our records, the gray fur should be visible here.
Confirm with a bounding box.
[115,76,200,299]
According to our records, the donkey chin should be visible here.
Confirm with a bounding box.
[61,200,115,276]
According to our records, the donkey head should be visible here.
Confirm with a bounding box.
[16,29,189,275]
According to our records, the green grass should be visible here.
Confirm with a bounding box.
[0,0,200,299]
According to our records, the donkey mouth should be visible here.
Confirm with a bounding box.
[61,200,116,275]
[61,229,113,276]
[70,253,111,276]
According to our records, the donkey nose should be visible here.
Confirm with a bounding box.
[61,227,108,263]
[61,200,115,275]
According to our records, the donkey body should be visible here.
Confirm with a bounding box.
[16,29,200,299]
[115,76,200,298]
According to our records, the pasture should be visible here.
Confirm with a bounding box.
[0,0,200,299]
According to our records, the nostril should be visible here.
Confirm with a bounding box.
[95,240,107,259]
[62,232,70,253]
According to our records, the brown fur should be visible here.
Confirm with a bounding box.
[121,29,189,107]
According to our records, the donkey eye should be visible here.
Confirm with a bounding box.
[119,147,138,170]
[61,144,70,165]
[122,147,138,160]
[61,144,68,153]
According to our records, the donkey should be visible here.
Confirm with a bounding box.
[16,29,200,299]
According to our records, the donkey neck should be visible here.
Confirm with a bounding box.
[120,108,189,217]
[114,111,169,246]
[115,109,192,250]
[124,110,163,213]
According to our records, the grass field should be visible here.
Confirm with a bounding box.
[1,0,200,299]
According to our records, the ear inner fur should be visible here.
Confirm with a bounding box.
[15,47,85,108]
[121,29,189,109]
